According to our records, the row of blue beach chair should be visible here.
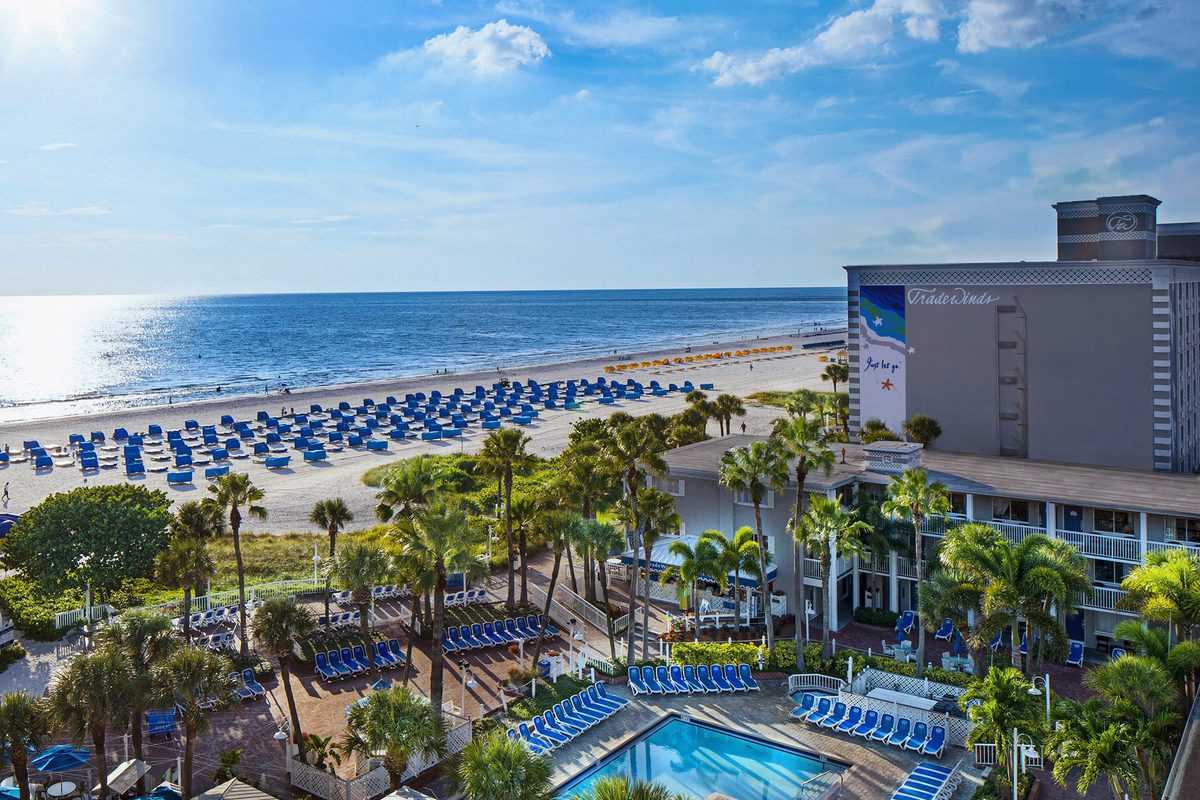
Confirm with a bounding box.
[230,669,266,702]
[890,761,962,800]
[445,588,488,606]
[318,611,362,630]
[509,683,629,755]
[627,663,760,696]
[791,693,947,758]
[173,605,241,632]
[442,615,557,654]
[314,640,407,682]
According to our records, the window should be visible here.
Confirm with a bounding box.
[735,489,774,509]
[1172,518,1200,543]
[1093,559,1130,586]
[993,498,1029,523]
[949,492,967,516]
[1094,509,1134,536]
[657,477,685,497]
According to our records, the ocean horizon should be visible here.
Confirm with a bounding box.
[0,288,846,423]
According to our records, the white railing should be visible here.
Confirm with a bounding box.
[1077,585,1133,614]
[1057,529,1141,562]
[896,557,921,580]
[788,673,847,694]
[530,581,627,639]
[1146,539,1200,558]
[54,604,116,630]
[986,519,1044,544]
[852,667,968,700]
[858,551,888,575]
[920,514,968,537]
[117,576,331,622]
[974,743,998,767]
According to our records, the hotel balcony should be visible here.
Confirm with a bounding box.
[1077,584,1133,615]
[803,556,854,580]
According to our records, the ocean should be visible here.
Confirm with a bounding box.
[0,288,846,423]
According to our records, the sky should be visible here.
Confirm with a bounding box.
[1,0,1198,295]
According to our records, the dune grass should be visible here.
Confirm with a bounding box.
[744,388,846,408]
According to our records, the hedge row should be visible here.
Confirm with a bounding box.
[852,607,900,627]
[0,577,84,640]
[671,642,763,667]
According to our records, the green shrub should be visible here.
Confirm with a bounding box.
[671,642,763,668]
[852,607,899,627]
[0,577,83,640]
[0,642,27,674]
[508,674,590,721]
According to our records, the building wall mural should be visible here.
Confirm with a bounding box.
[858,284,907,433]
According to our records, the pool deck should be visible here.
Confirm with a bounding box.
[550,680,987,800]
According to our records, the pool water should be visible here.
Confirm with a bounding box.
[557,716,837,800]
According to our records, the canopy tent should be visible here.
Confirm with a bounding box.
[31,745,90,773]
[195,779,278,800]
[618,533,777,588]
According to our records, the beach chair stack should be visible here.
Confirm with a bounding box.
[441,614,557,655]
[791,691,947,759]
[626,662,760,696]
[314,638,408,683]
[508,683,630,754]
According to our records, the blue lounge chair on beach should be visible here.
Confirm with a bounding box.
[167,470,192,485]
[837,705,863,734]
[627,667,649,695]
[683,665,706,693]
[668,665,691,693]
[34,455,53,470]
[870,713,895,742]
[724,664,747,691]
[655,665,677,694]
[738,664,760,691]
[853,709,879,738]
[819,701,847,729]
[710,663,733,692]
[791,692,816,720]
[806,697,833,726]
[1067,639,1084,667]
[934,618,953,640]
[697,664,720,692]
[641,665,664,694]
[887,718,912,747]
[314,652,338,681]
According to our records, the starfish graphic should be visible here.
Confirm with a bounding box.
[908,346,916,354]
[881,378,895,391]
[873,315,883,326]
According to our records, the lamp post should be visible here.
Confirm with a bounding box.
[311,544,321,584]
[273,728,290,794]
[1028,674,1051,723]
[567,618,578,675]
[573,630,585,679]
[460,661,476,718]
[77,554,93,651]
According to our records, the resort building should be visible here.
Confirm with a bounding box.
[846,193,1200,472]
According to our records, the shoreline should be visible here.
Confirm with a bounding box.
[0,325,846,436]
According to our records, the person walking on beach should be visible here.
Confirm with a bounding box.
[2,482,9,509]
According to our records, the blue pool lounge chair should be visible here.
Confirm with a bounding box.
[710,663,733,692]
[518,722,555,752]
[738,664,760,691]
[340,647,364,674]
[533,716,569,746]
[509,727,546,755]
[627,665,648,697]
[555,702,592,732]
[724,664,747,692]
[870,713,895,742]
[327,650,353,678]
[922,726,947,758]
[934,618,953,640]
[853,709,879,738]
[887,718,912,747]
[352,645,372,671]
[242,669,266,698]
[819,701,847,729]
[314,652,338,681]
[697,664,720,693]
[806,697,834,726]
[668,665,691,693]
[642,665,664,695]
[577,690,613,719]
[837,705,864,734]
[589,685,626,712]
[655,665,678,694]
[570,695,606,724]
[790,692,816,720]
[1067,639,1084,667]
[683,665,706,693]
[546,708,584,737]
[1111,647,1127,660]
[904,721,929,751]
[896,610,915,633]
[441,631,458,653]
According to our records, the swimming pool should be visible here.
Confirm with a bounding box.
[557,715,841,799]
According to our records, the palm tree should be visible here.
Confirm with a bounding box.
[478,429,534,608]
[1112,619,1200,703]
[50,648,133,798]
[375,455,452,523]
[97,612,177,792]
[959,667,1045,781]
[902,414,942,447]
[919,567,984,675]
[603,417,667,513]
[568,775,686,800]
[820,361,848,394]
[1120,548,1200,642]
[659,535,719,640]
[151,647,234,800]
[342,686,447,791]
[719,440,787,653]
[801,495,871,658]
[712,394,746,437]
[456,727,552,800]
[620,487,679,660]
[0,692,51,800]
[580,519,625,659]
[1047,699,1143,800]
[329,541,394,668]
[770,414,834,669]
[155,536,216,642]
[253,598,316,755]
[881,467,950,676]
[394,502,486,721]
[558,451,619,600]
[310,497,355,625]
[170,499,226,541]
[205,472,267,658]
[700,527,760,632]
[531,511,577,666]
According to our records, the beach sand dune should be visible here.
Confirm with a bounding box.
[0,331,843,531]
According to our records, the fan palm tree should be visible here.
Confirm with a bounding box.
[820,361,849,394]
[800,495,871,658]
[394,502,486,721]
[96,612,177,792]
[252,598,316,754]
[151,647,235,800]
[155,536,216,642]
[1120,548,1200,642]
[659,534,719,640]
[375,455,452,523]
[310,497,354,625]
[719,440,787,653]
[881,467,950,676]
[568,775,686,800]
[342,686,447,791]
[712,394,746,437]
[205,472,267,658]
[49,648,133,798]
[0,692,51,800]
[329,541,394,669]
[530,511,577,666]
[1047,699,1143,800]
[700,527,761,633]
[770,414,834,668]
[959,667,1045,781]
[478,429,534,608]
[456,728,552,800]
[615,487,679,660]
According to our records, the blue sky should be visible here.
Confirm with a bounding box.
[2,1,1197,294]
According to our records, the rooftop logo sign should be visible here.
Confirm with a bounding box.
[907,287,999,306]
[1106,212,1137,233]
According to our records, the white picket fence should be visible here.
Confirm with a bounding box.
[53,604,116,630]
[787,673,847,695]
[851,667,969,701]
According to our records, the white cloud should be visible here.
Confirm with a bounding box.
[936,58,1030,101]
[496,3,685,48]
[6,201,109,217]
[38,142,77,151]
[957,0,1086,53]
[700,0,945,86]
[574,88,591,100]
[394,19,549,75]
[1073,1,1200,68]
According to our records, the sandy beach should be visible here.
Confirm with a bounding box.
[0,329,845,532]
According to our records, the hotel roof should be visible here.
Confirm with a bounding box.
[663,435,1200,517]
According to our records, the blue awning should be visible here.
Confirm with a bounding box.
[619,533,777,588]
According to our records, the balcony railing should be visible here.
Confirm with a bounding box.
[1058,529,1141,563]
[1077,585,1132,614]
[1146,539,1200,558]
